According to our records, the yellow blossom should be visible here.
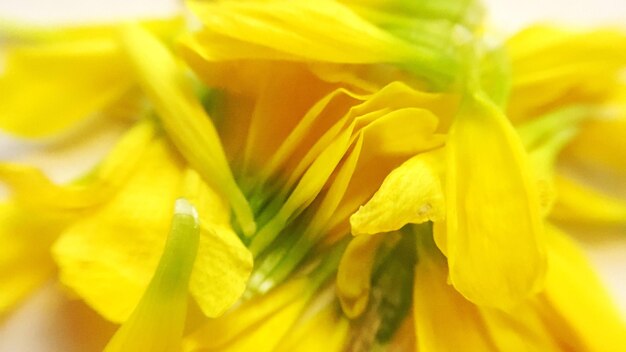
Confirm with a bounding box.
[0,0,625,351]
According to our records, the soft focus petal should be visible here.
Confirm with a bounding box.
[0,121,155,211]
[516,105,592,214]
[550,175,626,226]
[560,114,626,194]
[536,226,626,351]
[0,30,131,138]
[184,0,457,84]
[0,203,64,316]
[507,25,626,122]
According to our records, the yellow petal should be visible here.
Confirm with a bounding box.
[413,232,496,352]
[537,225,626,351]
[350,149,444,235]
[224,64,354,184]
[52,137,185,322]
[324,97,448,235]
[0,29,132,138]
[183,278,309,351]
[52,136,250,322]
[104,198,200,352]
[516,105,592,214]
[507,26,626,122]
[336,233,386,318]
[561,115,626,188]
[245,83,361,186]
[550,175,626,226]
[445,92,545,308]
[250,132,366,289]
[120,23,256,237]
[184,0,456,84]
[248,125,354,256]
[0,121,155,211]
[415,226,563,352]
[0,203,63,316]
[253,97,444,290]
[197,299,307,352]
[274,301,350,352]
[182,169,253,318]
[250,102,443,256]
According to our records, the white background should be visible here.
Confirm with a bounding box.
[0,0,625,351]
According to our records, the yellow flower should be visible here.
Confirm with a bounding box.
[1,0,625,351]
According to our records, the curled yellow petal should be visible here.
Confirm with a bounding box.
[336,233,386,318]
[104,198,200,352]
[445,92,545,308]
[350,149,444,235]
